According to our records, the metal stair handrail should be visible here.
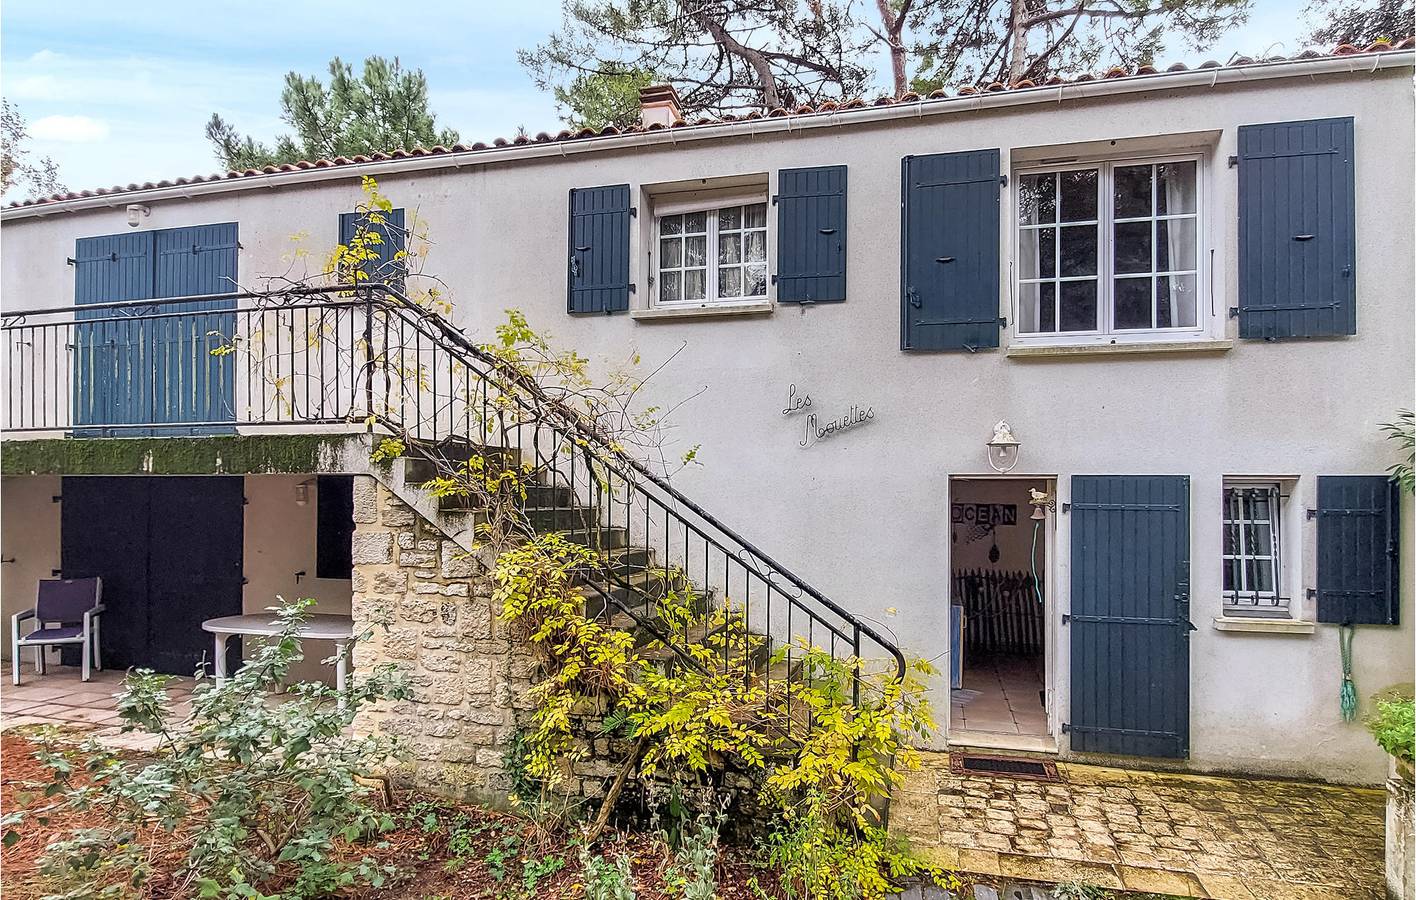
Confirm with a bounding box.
[357,285,907,685]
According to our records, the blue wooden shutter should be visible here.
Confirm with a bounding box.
[1237,117,1356,339]
[72,232,155,435]
[776,165,847,303]
[153,223,238,433]
[901,150,1002,351]
[568,185,631,314]
[339,208,406,289]
[1316,475,1401,625]
[1068,475,1191,759]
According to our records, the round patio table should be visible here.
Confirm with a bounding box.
[201,613,356,695]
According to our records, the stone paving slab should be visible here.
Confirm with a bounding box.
[891,751,1386,899]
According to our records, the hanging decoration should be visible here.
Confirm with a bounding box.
[1339,624,1358,723]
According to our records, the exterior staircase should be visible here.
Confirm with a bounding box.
[383,438,770,680]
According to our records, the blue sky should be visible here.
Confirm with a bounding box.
[3,0,1314,197]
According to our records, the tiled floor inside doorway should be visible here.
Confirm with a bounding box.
[952,654,1048,736]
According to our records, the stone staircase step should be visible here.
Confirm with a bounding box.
[561,526,630,551]
[597,545,655,573]
[579,568,707,617]
[401,445,523,487]
[524,483,577,508]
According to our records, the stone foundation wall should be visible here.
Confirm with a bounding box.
[350,476,532,803]
[349,476,623,806]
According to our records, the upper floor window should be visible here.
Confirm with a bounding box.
[1015,157,1200,339]
[655,199,767,306]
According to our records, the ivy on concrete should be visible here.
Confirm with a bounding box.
[1,433,364,477]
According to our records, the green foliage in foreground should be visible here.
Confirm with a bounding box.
[1382,409,1415,493]
[495,531,954,899]
[1369,690,1416,763]
[7,599,410,900]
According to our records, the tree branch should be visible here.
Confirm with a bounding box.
[1020,3,1167,28]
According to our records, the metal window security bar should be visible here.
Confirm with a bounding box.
[2,284,906,728]
[1222,484,1286,616]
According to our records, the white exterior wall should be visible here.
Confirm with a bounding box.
[3,64,1412,782]
[241,475,353,685]
[1,475,63,660]
[1,475,351,686]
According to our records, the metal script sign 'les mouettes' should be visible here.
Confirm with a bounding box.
[799,404,875,447]
[782,384,812,416]
[782,384,876,447]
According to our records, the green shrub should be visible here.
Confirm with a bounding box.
[579,844,637,900]
[1369,691,1415,762]
[10,599,410,899]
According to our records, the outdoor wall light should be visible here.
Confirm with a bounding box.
[986,421,1021,473]
[294,479,313,506]
[125,204,150,227]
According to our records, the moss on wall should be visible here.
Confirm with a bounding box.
[1,433,364,476]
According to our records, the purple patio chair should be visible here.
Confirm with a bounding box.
[11,578,104,685]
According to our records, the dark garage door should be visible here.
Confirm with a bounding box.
[61,476,244,675]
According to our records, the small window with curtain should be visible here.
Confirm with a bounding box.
[1222,481,1289,618]
[654,195,768,307]
[1015,155,1202,342]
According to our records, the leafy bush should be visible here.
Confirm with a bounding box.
[579,844,637,900]
[764,794,953,900]
[665,811,720,900]
[1369,691,1415,762]
[10,599,410,899]
[495,536,950,899]
[1052,881,1115,900]
[1382,409,1415,493]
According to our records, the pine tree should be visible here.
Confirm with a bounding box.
[206,56,459,171]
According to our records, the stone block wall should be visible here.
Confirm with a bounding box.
[349,476,629,807]
[350,475,536,803]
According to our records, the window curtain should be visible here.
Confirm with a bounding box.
[1164,172,1197,326]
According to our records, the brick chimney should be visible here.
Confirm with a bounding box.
[638,84,683,128]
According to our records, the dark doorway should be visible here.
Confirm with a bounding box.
[61,476,244,675]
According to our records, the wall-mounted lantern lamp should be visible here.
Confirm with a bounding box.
[986,421,1021,473]
[294,479,314,506]
[126,204,150,228]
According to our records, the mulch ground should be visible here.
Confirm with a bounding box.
[0,729,786,899]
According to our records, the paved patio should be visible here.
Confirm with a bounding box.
[891,751,1387,899]
[1,666,193,750]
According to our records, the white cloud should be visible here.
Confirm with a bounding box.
[29,114,110,142]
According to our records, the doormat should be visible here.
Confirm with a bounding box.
[950,753,1061,782]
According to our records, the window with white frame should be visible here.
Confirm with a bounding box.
[655,200,768,306]
[1016,157,1201,338]
[1222,482,1288,617]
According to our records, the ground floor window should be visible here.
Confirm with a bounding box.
[1222,482,1287,617]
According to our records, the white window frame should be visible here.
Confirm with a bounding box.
[1011,151,1211,347]
[651,189,769,309]
[1221,480,1291,619]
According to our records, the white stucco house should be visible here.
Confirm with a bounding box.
[2,39,1412,786]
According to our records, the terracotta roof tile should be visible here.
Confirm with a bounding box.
[8,40,1410,211]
